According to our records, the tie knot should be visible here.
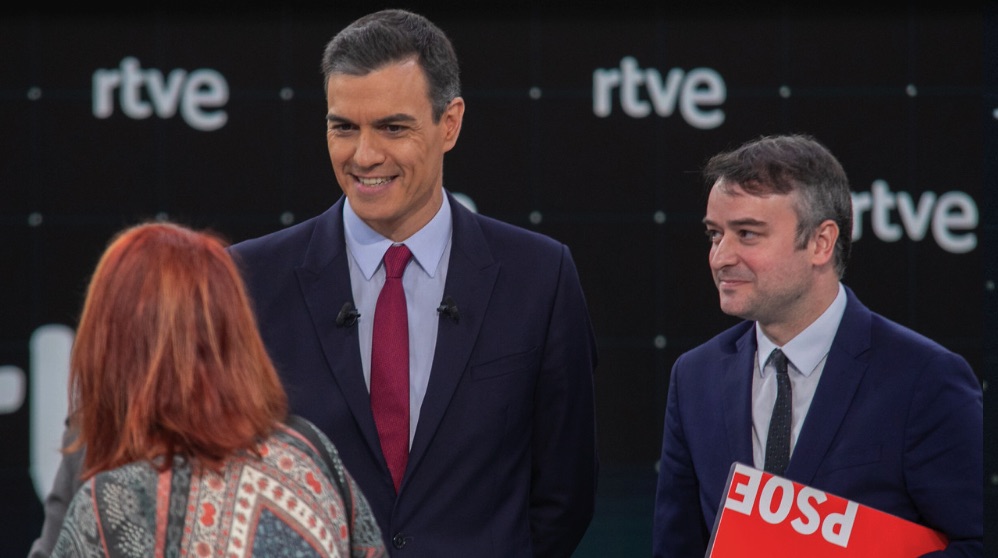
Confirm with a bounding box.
[769,349,789,376]
[383,244,412,279]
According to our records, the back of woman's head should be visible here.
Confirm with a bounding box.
[70,222,287,477]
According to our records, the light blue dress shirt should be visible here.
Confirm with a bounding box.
[342,194,453,446]
[752,283,847,470]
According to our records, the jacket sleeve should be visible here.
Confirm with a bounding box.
[906,351,983,557]
[28,427,86,558]
[653,355,710,557]
[528,245,599,557]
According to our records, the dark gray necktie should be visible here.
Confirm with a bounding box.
[764,349,792,475]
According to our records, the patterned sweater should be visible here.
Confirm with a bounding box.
[51,417,385,558]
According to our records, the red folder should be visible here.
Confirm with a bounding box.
[707,462,947,557]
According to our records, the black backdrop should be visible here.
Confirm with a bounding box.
[2,3,994,555]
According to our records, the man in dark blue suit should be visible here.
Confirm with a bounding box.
[230,9,598,558]
[30,9,597,558]
[652,134,982,557]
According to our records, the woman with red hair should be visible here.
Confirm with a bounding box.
[50,222,385,558]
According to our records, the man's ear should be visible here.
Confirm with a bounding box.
[441,97,464,152]
[810,219,839,267]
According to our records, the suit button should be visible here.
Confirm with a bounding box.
[392,533,407,549]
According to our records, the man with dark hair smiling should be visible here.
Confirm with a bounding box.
[31,9,599,558]
[230,9,599,558]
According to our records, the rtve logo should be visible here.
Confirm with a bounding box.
[593,56,726,129]
[1,325,73,502]
[852,180,978,254]
[92,57,229,131]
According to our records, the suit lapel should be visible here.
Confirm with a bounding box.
[786,288,872,484]
[724,326,758,465]
[406,194,499,476]
[293,198,385,463]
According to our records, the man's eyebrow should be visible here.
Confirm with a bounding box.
[325,113,417,126]
[702,217,767,227]
[326,113,353,124]
[372,113,417,126]
[729,218,767,227]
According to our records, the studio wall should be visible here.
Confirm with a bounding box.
[1,4,993,555]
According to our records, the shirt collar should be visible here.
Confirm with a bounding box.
[343,192,452,280]
[756,283,847,377]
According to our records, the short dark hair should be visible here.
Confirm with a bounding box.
[703,133,853,278]
[321,9,461,122]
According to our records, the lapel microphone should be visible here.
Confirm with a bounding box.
[436,295,459,322]
[339,297,456,326]
[335,301,360,327]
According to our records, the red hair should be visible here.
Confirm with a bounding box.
[68,222,287,478]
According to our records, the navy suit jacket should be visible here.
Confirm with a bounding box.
[230,192,599,558]
[653,286,982,557]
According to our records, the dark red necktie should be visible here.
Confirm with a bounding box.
[370,244,412,492]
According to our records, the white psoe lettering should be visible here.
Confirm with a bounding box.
[724,466,858,548]
[593,56,726,129]
[92,57,229,131]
